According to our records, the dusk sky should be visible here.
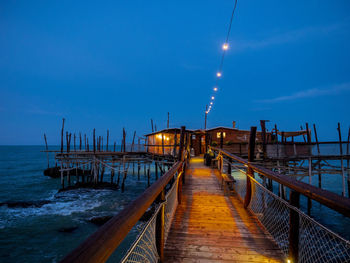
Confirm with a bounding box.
[1,0,350,144]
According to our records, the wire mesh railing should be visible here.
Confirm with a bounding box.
[212,146,350,263]
[121,172,180,263]
[232,164,350,262]
[164,175,179,242]
[298,212,350,263]
[121,205,161,263]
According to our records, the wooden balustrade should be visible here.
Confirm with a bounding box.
[210,144,350,262]
[60,160,184,263]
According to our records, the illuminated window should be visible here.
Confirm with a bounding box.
[192,135,196,139]
[217,132,226,138]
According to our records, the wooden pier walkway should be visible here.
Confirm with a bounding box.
[164,156,284,263]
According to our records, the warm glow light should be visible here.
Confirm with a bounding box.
[213,87,218,91]
[287,260,291,263]
[216,72,222,77]
[222,43,229,50]
[211,96,215,100]
[210,102,213,105]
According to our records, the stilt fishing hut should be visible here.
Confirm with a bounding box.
[145,128,192,156]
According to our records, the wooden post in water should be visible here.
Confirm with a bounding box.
[93,129,96,153]
[61,118,65,153]
[123,128,126,152]
[61,161,64,189]
[313,124,322,188]
[274,124,279,158]
[156,189,165,261]
[106,130,109,152]
[337,122,346,196]
[308,157,312,215]
[260,120,267,159]
[289,190,300,263]
[44,134,49,168]
[244,126,256,208]
[79,132,82,151]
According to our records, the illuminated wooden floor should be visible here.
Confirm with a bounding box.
[164,156,284,263]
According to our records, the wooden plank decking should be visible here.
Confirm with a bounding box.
[164,156,285,262]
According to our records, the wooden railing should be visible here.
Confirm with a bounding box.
[211,145,350,262]
[211,146,350,217]
[60,150,188,263]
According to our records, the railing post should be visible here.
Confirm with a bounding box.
[156,189,165,262]
[178,171,183,204]
[228,158,232,175]
[289,190,300,263]
[182,161,186,185]
[244,126,257,208]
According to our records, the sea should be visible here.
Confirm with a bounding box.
[0,146,155,263]
[0,145,349,263]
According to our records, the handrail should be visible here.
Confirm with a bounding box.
[60,161,183,263]
[210,146,350,217]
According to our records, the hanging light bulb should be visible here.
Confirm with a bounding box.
[210,102,213,105]
[222,43,229,50]
[213,87,218,91]
[211,96,215,100]
[216,72,222,77]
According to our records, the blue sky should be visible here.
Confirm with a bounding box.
[1,0,349,144]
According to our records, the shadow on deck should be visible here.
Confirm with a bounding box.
[164,156,285,262]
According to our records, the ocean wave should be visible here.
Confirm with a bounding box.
[0,188,120,225]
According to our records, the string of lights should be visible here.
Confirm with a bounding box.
[206,0,238,115]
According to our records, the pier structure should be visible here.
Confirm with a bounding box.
[56,125,350,263]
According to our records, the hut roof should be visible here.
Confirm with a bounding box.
[144,128,193,137]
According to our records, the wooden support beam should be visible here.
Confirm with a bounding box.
[106,130,109,152]
[93,129,96,153]
[61,118,65,153]
[337,122,346,196]
[244,126,256,208]
[260,120,267,159]
[156,190,165,261]
[44,134,49,168]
